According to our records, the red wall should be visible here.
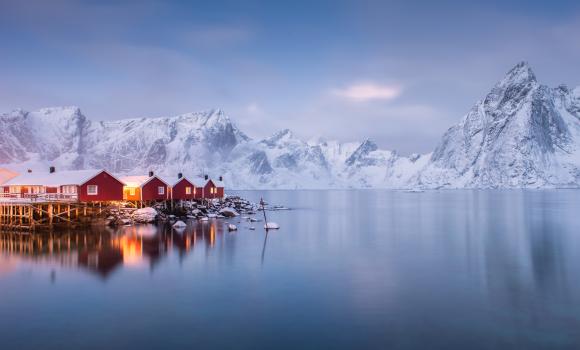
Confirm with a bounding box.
[204,180,217,199]
[141,177,168,201]
[79,171,124,202]
[172,178,195,200]
[216,187,224,198]
[193,185,204,199]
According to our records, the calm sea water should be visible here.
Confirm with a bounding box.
[1,190,580,349]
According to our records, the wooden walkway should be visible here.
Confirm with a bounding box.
[0,201,111,231]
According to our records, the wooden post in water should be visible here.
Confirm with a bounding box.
[260,197,269,231]
[48,203,53,226]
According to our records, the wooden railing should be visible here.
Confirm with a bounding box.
[0,192,78,202]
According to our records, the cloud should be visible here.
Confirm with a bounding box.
[245,102,263,115]
[331,83,402,102]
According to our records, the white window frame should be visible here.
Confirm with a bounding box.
[158,186,165,195]
[87,185,98,195]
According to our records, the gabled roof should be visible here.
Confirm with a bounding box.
[164,176,195,187]
[191,177,209,187]
[0,168,19,185]
[119,175,168,188]
[213,179,225,187]
[3,169,122,187]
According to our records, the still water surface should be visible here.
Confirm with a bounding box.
[1,190,580,349]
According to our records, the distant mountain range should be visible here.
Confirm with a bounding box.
[1,62,579,189]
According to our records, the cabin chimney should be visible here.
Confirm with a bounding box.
[219,176,223,181]
[178,172,183,179]
[49,166,55,173]
[204,174,208,180]
[27,169,32,173]
[149,171,154,177]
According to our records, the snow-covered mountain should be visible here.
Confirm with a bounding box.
[416,62,580,188]
[1,62,579,189]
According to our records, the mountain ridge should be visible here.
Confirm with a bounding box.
[2,62,579,189]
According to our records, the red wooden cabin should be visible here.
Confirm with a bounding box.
[2,168,124,202]
[192,178,207,199]
[170,174,196,201]
[204,179,219,199]
[120,172,169,201]
[77,170,125,202]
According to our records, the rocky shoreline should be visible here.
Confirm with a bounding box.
[104,196,288,228]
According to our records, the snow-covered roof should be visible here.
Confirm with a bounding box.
[3,169,116,187]
[213,179,225,187]
[0,168,19,185]
[190,177,209,187]
[158,175,190,187]
[119,175,168,187]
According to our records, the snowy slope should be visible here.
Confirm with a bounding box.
[1,62,579,189]
[416,62,580,188]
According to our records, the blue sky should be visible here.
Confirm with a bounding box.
[1,0,579,154]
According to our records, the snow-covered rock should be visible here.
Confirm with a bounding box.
[219,207,239,217]
[172,220,187,228]
[228,224,237,231]
[132,207,158,223]
[264,222,280,230]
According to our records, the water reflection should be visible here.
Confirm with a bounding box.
[2,190,580,350]
[0,219,232,281]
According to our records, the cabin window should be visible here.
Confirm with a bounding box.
[62,185,77,194]
[87,185,98,195]
[129,188,135,196]
[193,188,196,195]
[185,186,192,195]
[158,186,165,195]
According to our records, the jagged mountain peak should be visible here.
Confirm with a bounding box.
[36,106,83,117]
[262,129,298,146]
[423,61,580,188]
[500,61,537,86]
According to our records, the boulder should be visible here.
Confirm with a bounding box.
[219,207,239,217]
[132,207,158,223]
[264,222,280,230]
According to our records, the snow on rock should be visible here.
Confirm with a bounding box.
[219,207,239,217]
[264,222,280,230]
[228,224,237,231]
[132,207,158,223]
[2,62,580,189]
[172,220,187,228]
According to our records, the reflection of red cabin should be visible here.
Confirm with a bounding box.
[170,176,195,200]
